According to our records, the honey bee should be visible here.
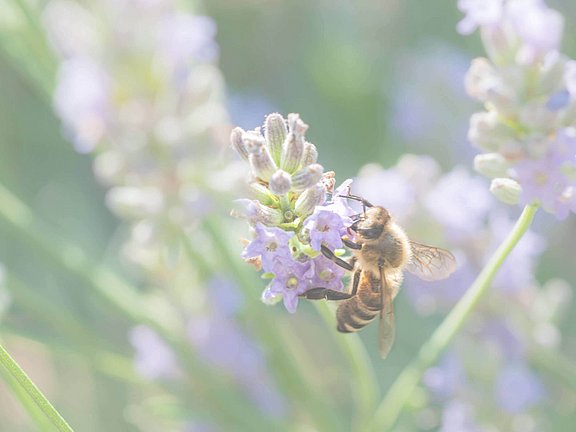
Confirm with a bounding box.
[302,194,456,358]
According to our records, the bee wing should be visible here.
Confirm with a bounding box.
[406,241,457,282]
[379,266,395,359]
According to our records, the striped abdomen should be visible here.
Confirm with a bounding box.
[336,271,381,333]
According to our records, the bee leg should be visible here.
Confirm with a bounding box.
[301,288,352,301]
[342,236,361,250]
[350,269,361,296]
[321,244,354,271]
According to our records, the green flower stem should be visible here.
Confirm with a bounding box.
[204,218,346,432]
[0,360,55,431]
[530,348,576,390]
[0,341,74,432]
[314,302,379,432]
[0,184,278,431]
[371,203,538,431]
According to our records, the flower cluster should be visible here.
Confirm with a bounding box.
[354,155,572,430]
[232,113,353,312]
[459,0,576,219]
[43,0,233,274]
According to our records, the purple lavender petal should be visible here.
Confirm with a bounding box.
[308,255,346,292]
[242,223,294,272]
[304,209,349,251]
[54,57,111,153]
[507,0,564,62]
[266,258,313,313]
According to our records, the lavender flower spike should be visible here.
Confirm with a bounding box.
[461,0,576,219]
[231,113,352,312]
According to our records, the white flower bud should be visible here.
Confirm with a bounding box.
[269,170,292,195]
[301,142,318,166]
[231,199,283,226]
[264,113,287,165]
[281,114,307,173]
[468,111,514,152]
[230,127,249,161]
[490,177,521,205]
[291,163,323,192]
[474,153,510,178]
[244,132,278,181]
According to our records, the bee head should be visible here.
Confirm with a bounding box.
[350,206,390,240]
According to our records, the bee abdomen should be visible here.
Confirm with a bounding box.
[336,297,379,333]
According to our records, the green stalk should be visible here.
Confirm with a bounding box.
[0,341,74,432]
[0,361,54,431]
[371,204,538,431]
[314,302,379,432]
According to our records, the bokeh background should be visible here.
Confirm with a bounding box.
[0,0,576,431]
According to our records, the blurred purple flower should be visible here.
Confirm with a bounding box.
[457,0,503,35]
[495,363,544,414]
[440,400,480,432]
[354,164,416,221]
[188,278,286,417]
[425,168,492,239]
[424,351,466,400]
[129,325,179,380]
[54,57,111,153]
[507,0,564,63]
[488,212,546,292]
[514,155,571,218]
[480,320,525,360]
[388,44,475,163]
[241,223,294,273]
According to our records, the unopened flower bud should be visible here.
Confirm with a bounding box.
[301,142,318,166]
[244,132,278,181]
[249,182,277,206]
[281,114,307,173]
[291,163,323,192]
[465,58,500,102]
[490,178,521,205]
[230,127,248,161]
[231,199,283,226]
[265,113,287,165]
[468,111,513,152]
[540,53,567,95]
[269,170,292,195]
[294,184,325,217]
[474,153,509,178]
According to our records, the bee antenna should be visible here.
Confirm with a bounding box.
[337,194,374,213]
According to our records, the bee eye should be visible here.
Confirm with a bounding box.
[358,226,382,239]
